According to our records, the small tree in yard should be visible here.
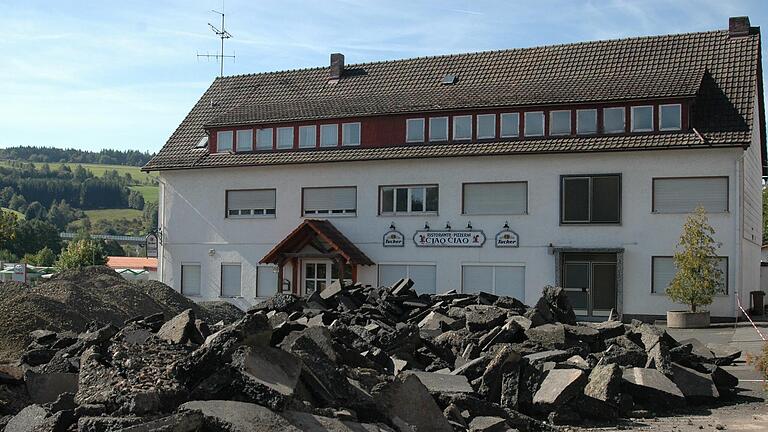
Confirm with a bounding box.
[666,206,723,313]
[56,239,107,270]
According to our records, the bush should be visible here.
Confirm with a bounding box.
[747,343,768,389]
[56,239,108,270]
[23,247,57,267]
[666,206,723,313]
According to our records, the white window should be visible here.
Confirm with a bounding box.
[524,112,544,137]
[429,117,448,142]
[577,109,597,134]
[277,127,294,149]
[217,131,233,152]
[660,104,682,130]
[603,107,625,133]
[406,118,425,142]
[342,122,361,146]
[477,114,496,139]
[256,128,273,150]
[463,182,527,215]
[226,189,276,218]
[299,125,317,148]
[462,265,525,300]
[303,186,356,216]
[500,113,519,137]
[549,110,571,135]
[221,263,242,297]
[320,124,338,147]
[653,177,728,213]
[236,129,253,152]
[181,264,201,296]
[453,115,472,140]
[652,256,727,294]
[256,265,279,298]
[631,106,654,132]
[378,264,437,295]
[380,185,438,214]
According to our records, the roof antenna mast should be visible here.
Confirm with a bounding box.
[197,4,235,77]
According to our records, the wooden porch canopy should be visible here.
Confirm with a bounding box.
[260,219,374,267]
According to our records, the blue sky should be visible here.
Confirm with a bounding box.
[1,0,767,153]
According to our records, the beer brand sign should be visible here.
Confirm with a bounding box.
[495,229,519,247]
[413,230,486,247]
[383,230,405,247]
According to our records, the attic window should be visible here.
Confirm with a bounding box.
[441,74,457,85]
[195,136,209,149]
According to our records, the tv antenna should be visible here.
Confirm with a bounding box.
[197,9,235,77]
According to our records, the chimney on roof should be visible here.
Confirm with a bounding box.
[330,53,344,80]
[729,16,751,37]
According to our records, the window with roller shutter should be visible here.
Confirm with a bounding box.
[463,182,527,215]
[226,189,276,218]
[302,186,356,216]
[652,177,728,213]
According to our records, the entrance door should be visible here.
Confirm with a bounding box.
[562,253,617,317]
[302,260,353,296]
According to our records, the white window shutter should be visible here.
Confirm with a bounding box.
[409,265,437,295]
[494,266,525,301]
[257,265,278,297]
[181,265,201,296]
[652,257,676,293]
[221,264,242,297]
[654,178,727,213]
[463,266,494,294]
[464,182,526,214]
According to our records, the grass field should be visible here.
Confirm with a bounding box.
[0,160,157,184]
[83,209,144,224]
[129,185,158,204]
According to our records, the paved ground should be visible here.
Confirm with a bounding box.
[569,322,767,432]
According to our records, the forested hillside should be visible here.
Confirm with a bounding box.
[0,146,153,166]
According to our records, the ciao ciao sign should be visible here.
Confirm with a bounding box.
[413,230,486,247]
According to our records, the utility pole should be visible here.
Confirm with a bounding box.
[197,9,235,77]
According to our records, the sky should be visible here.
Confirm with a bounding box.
[1,0,767,154]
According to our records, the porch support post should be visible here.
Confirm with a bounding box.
[277,264,284,294]
[351,263,358,284]
[291,257,299,295]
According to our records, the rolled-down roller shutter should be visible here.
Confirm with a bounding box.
[463,182,527,214]
[303,187,356,213]
[227,189,276,211]
[653,177,727,213]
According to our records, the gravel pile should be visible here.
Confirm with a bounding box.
[0,266,244,363]
[0,277,747,431]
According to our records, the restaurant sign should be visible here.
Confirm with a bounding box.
[383,230,405,247]
[413,230,486,247]
[495,229,519,247]
[146,233,159,258]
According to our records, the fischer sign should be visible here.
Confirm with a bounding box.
[413,230,486,247]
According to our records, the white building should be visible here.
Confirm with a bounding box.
[145,17,765,321]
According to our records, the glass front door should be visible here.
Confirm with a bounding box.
[302,260,353,296]
[562,253,617,317]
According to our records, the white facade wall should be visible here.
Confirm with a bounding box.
[158,144,761,318]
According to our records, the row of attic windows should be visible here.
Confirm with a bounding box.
[406,104,682,143]
[216,122,362,153]
[213,104,682,152]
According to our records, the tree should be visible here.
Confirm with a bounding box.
[8,194,27,213]
[128,190,145,210]
[666,206,723,313]
[0,211,19,252]
[0,187,15,207]
[143,201,158,231]
[102,239,126,256]
[23,246,57,267]
[12,219,62,257]
[56,239,107,269]
[46,202,67,231]
[24,201,46,220]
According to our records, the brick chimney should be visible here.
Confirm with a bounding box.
[330,53,345,80]
[729,16,751,38]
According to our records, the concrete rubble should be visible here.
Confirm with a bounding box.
[0,278,746,431]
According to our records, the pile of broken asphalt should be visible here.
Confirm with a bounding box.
[0,278,745,432]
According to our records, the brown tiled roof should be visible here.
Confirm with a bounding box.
[261,219,374,266]
[144,28,762,171]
